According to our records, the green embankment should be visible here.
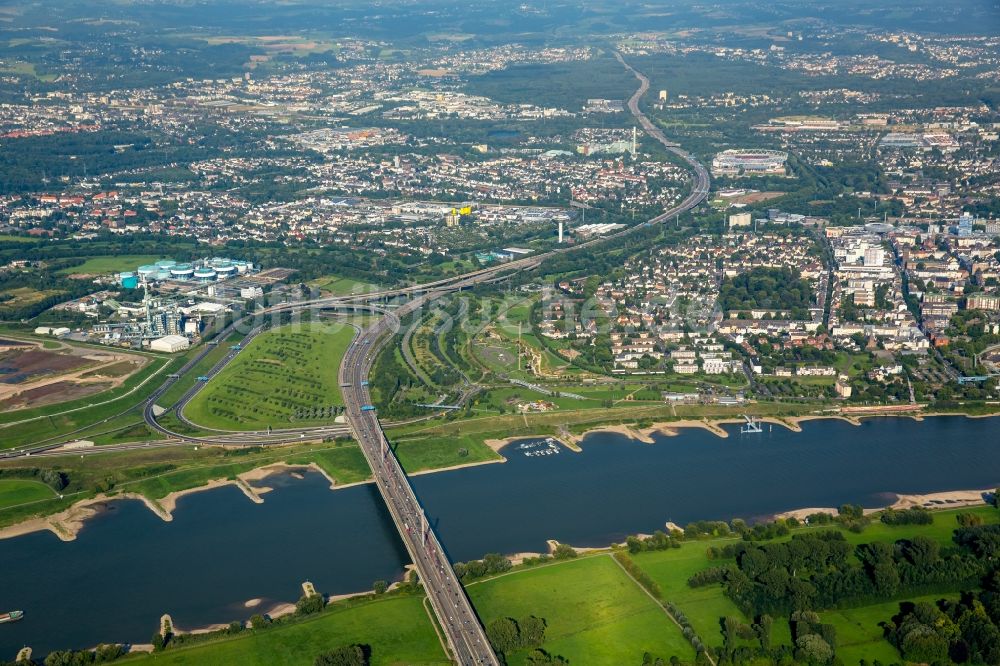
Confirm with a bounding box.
[393,434,501,473]
[122,596,448,665]
[468,555,695,664]
[154,333,244,410]
[184,323,355,431]
[0,479,56,509]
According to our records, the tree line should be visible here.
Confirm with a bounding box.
[691,525,1000,619]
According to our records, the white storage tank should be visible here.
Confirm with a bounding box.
[137,264,159,280]
[194,267,217,282]
[170,264,195,280]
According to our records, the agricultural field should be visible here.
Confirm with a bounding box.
[198,33,342,56]
[0,346,90,382]
[0,379,111,410]
[467,555,695,664]
[57,254,169,275]
[0,234,42,243]
[184,322,355,430]
[0,351,175,452]
[125,595,448,666]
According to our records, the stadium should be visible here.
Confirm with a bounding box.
[711,148,789,177]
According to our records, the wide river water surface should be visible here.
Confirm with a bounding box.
[2,415,999,656]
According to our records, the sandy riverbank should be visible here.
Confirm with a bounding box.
[545,539,606,557]
[151,586,378,639]
[0,463,354,542]
[569,424,655,445]
[409,457,506,477]
[0,492,172,543]
[573,410,995,445]
[775,488,994,521]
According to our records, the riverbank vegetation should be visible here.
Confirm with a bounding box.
[126,593,447,665]
[0,441,372,531]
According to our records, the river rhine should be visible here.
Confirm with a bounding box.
[2,415,998,656]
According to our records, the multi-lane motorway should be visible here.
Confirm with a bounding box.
[332,53,711,664]
[340,297,500,664]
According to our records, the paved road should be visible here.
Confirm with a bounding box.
[340,298,500,665]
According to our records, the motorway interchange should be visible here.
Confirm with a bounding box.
[4,53,711,665]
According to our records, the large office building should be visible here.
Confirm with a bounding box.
[711,149,788,177]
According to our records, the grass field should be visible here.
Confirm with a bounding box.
[467,555,695,664]
[123,595,448,665]
[57,255,169,275]
[0,61,57,81]
[392,433,502,473]
[633,539,775,650]
[184,323,355,430]
[310,275,379,296]
[0,478,56,509]
[820,593,950,664]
